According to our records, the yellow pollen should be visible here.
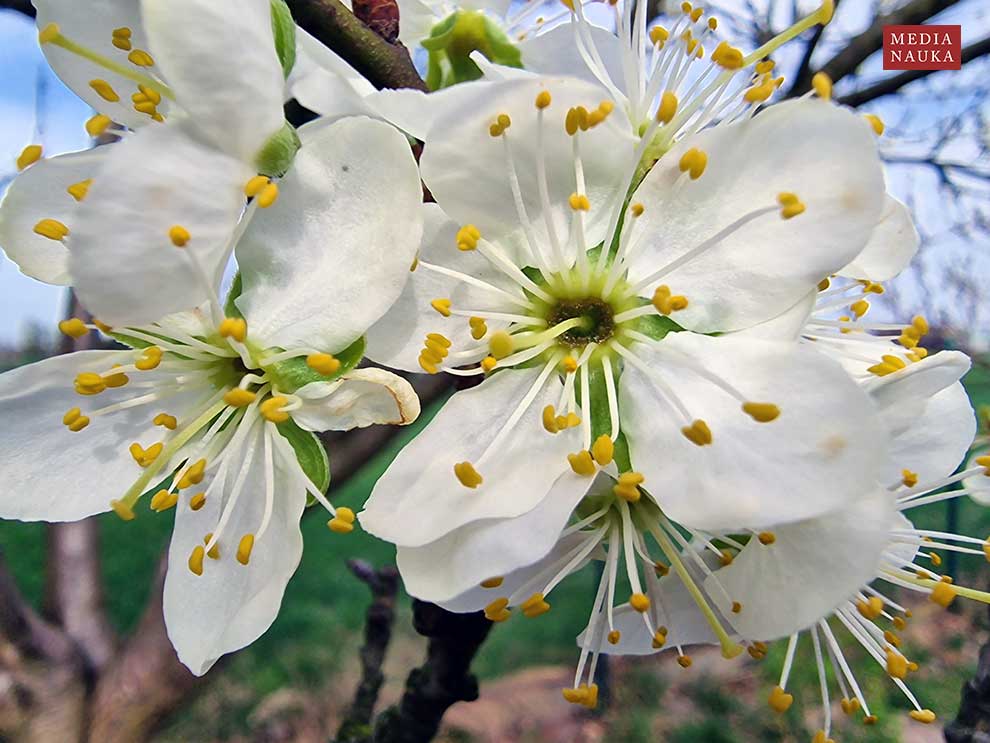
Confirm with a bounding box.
[535,90,552,109]
[768,686,793,713]
[712,41,744,69]
[430,298,452,317]
[328,506,357,534]
[521,592,551,618]
[591,435,614,466]
[469,317,487,340]
[111,27,132,51]
[85,113,113,137]
[657,91,678,124]
[456,224,481,251]
[204,533,220,560]
[929,581,956,608]
[677,655,693,669]
[58,318,88,339]
[67,178,94,201]
[103,367,129,388]
[561,356,578,373]
[236,534,255,565]
[150,489,177,512]
[744,81,775,104]
[840,698,861,715]
[864,113,885,136]
[189,492,207,511]
[649,26,669,45]
[567,450,596,476]
[218,317,247,342]
[652,630,666,648]
[910,710,936,724]
[484,597,511,622]
[34,219,70,241]
[89,79,120,102]
[654,562,669,577]
[488,330,514,359]
[811,71,833,100]
[177,459,206,489]
[489,112,512,137]
[731,601,742,613]
[481,356,498,373]
[127,49,155,67]
[244,175,270,197]
[188,545,205,576]
[614,472,645,503]
[75,371,107,395]
[454,461,483,488]
[63,408,91,432]
[129,441,163,468]
[777,191,806,219]
[758,531,776,545]
[885,648,908,679]
[260,396,290,423]
[864,714,878,725]
[568,193,591,211]
[630,203,645,218]
[677,148,707,180]
[857,596,884,620]
[629,593,650,612]
[681,419,712,446]
[257,182,279,208]
[755,59,776,75]
[900,469,917,487]
[542,405,559,434]
[720,550,735,566]
[168,225,191,247]
[16,144,42,172]
[224,388,257,407]
[481,576,504,589]
[110,499,135,521]
[742,402,780,422]
[608,630,621,645]
[867,354,908,377]
[850,299,870,318]
[307,353,341,376]
[38,22,60,44]
[652,285,689,314]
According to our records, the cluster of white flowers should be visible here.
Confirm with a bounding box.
[0,0,986,735]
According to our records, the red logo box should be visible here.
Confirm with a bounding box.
[883,25,961,70]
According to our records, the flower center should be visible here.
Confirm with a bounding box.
[547,297,615,347]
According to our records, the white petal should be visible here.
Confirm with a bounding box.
[288,28,377,120]
[885,382,973,484]
[707,488,895,641]
[732,290,815,341]
[163,421,307,675]
[360,366,579,546]
[236,117,422,354]
[394,0,442,48]
[838,197,918,281]
[69,123,251,326]
[518,23,625,90]
[292,368,420,431]
[0,148,108,285]
[364,203,522,372]
[0,350,196,521]
[141,0,285,161]
[627,99,885,332]
[867,350,971,435]
[34,0,170,129]
[620,332,885,531]
[364,80,497,141]
[398,470,603,604]
[965,450,990,507]
[420,76,635,252]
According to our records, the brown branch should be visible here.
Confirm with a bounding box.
[837,36,990,107]
[336,560,400,743]
[371,601,492,743]
[790,0,962,95]
[787,0,843,97]
[286,0,427,91]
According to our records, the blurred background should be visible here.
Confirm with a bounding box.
[1,1,989,741]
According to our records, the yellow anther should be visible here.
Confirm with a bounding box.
[861,280,885,294]
[89,79,120,102]
[535,90,552,109]
[218,317,247,342]
[16,144,42,173]
[690,6,703,21]
[758,531,776,545]
[257,182,279,208]
[260,396,290,423]
[127,49,154,67]
[110,499,135,521]
[34,219,69,241]
[613,471,645,504]
[629,203,645,218]
[744,81,775,104]
[591,435,614,466]
[629,593,650,612]
[886,648,908,679]
[677,148,707,180]
[542,405,559,434]
[681,419,712,446]
[430,298,452,317]
[236,534,255,565]
[484,597,511,622]
[677,655,693,669]
[64,409,91,432]
[775,192,806,219]
[165,224,191,248]
[129,441,163,467]
[562,684,598,709]
[811,71,832,100]
[38,22,60,44]
[103,366,129,388]
[481,356,498,373]
[567,450,596,476]
[605,629,621,645]
[137,84,161,105]
[66,178,94,202]
[112,27,132,50]
[657,91,678,124]
[481,576,504,589]
[680,1,692,12]
[857,596,884,620]
[468,317,488,340]
[133,99,157,115]
[649,26,669,45]
[731,600,742,613]
[652,284,689,314]
[910,709,936,724]
[840,697,861,715]
[768,685,793,713]
[223,388,257,408]
[850,299,870,318]
[74,372,106,396]
[456,223,481,251]
[418,353,439,375]
[83,114,113,139]
[177,459,206,489]
[488,330,514,359]
[719,550,734,567]
[928,551,943,567]
[188,492,206,511]
[454,461,483,488]
[489,112,512,137]
[756,59,776,74]
[200,533,220,560]
[568,193,590,211]
[561,356,578,373]
[58,318,88,339]
[307,353,341,376]
[244,175,269,197]
[817,278,831,292]
[712,41,744,69]
[654,562,670,577]
[62,407,81,426]
[150,489,178,512]
[188,545,205,576]
[328,515,355,534]
[742,402,780,423]
[864,113,885,136]
[930,581,956,608]
[651,630,667,648]
[521,592,551,618]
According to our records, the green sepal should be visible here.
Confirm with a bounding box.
[255,121,302,178]
[267,336,366,393]
[270,0,297,78]
[422,10,523,90]
[224,272,245,320]
[276,418,330,499]
[631,311,684,340]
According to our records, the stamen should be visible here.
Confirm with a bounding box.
[236,533,255,565]
[453,461,483,488]
[16,144,42,170]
